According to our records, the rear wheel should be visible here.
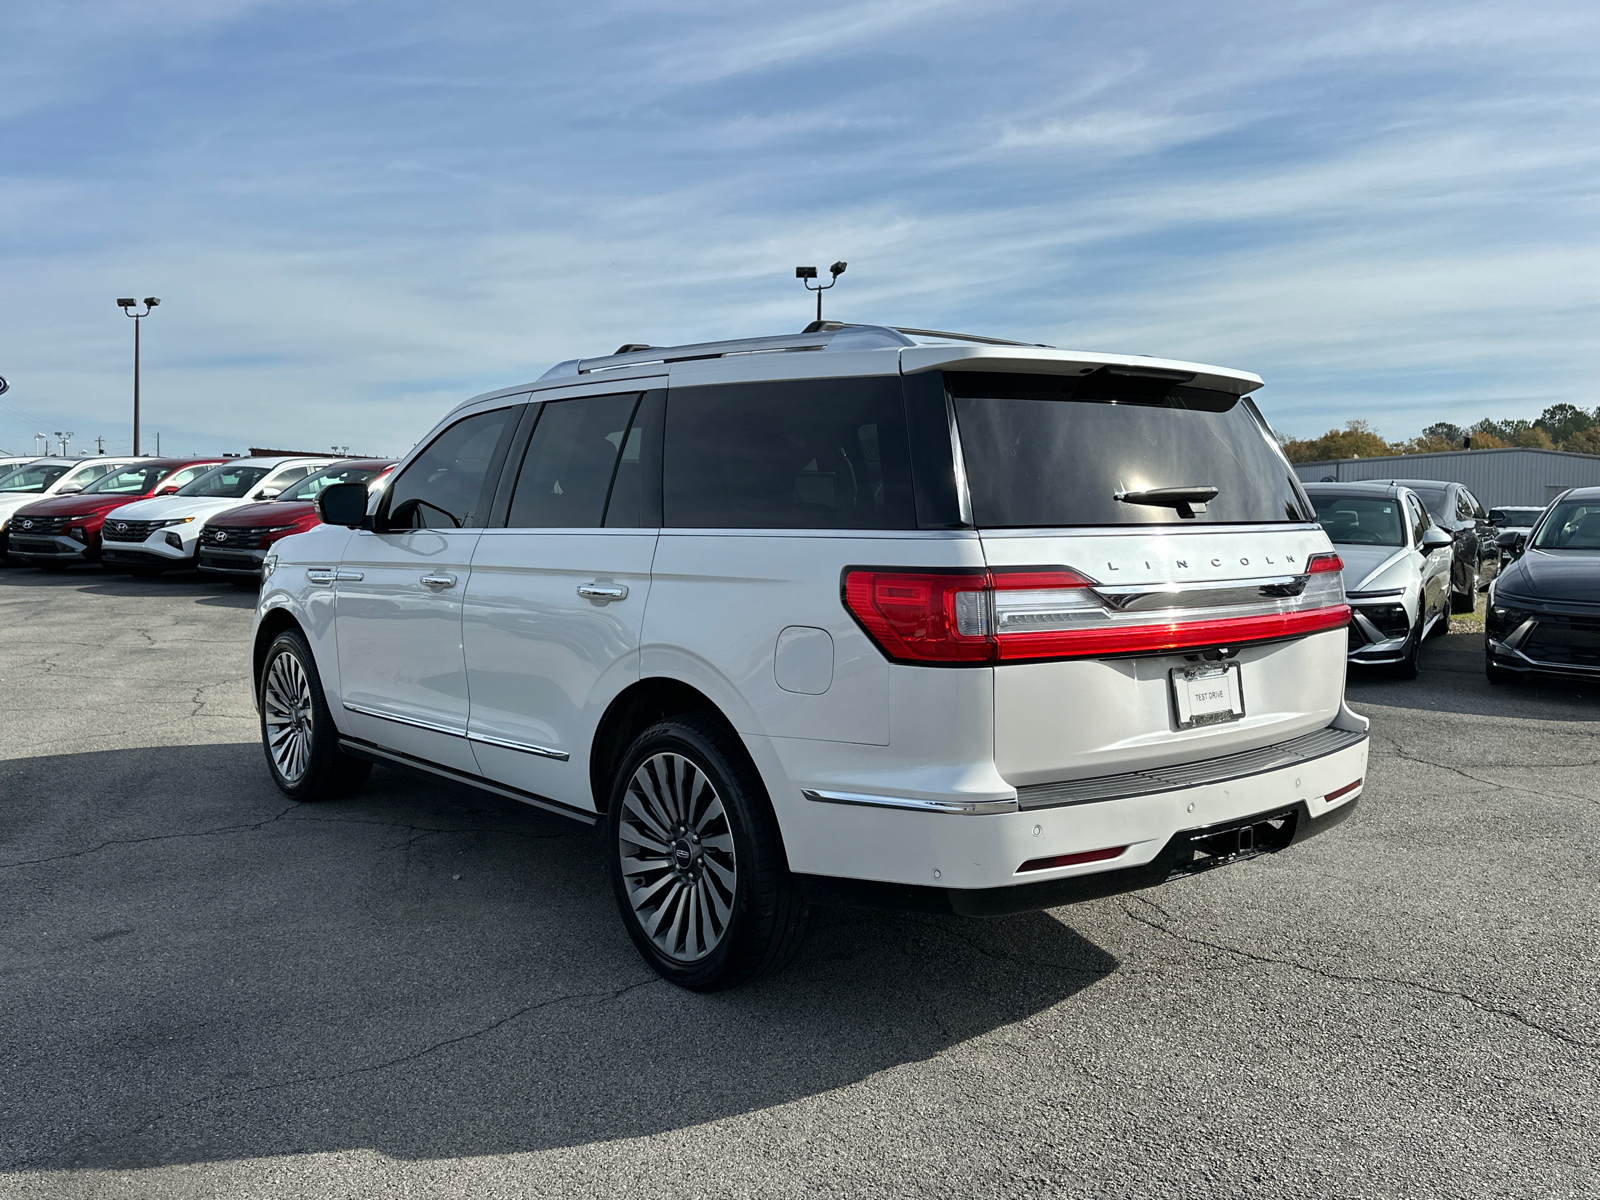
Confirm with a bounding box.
[258,629,371,801]
[606,714,809,990]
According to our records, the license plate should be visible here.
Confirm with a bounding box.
[1170,662,1244,729]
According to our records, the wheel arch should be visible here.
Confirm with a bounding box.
[251,606,304,709]
[589,677,743,814]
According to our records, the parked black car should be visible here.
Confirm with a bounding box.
[1486,486,1600,684]
[1376,479,1499,612]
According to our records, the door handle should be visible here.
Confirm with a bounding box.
[577,582,628,602]
[421,573,458,590]
[334,570,364,581]
[307,569,336,585]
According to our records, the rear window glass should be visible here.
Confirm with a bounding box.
[664,378,915,529]
[1310,494,1405,547]
[948,371,1311,528]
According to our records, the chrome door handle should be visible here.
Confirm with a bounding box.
[307,569,336,585]
[335,570,364,582]
[420,573,458,590]
[577,582,628,602]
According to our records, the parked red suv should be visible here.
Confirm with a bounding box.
[9,459,224,569]
[197,459,395,580]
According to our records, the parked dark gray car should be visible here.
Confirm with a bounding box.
[1486,487,1600,684]
[1375,479,1499,612]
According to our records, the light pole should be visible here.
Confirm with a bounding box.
[117,297,160,455]
[54,430,75,456]
[796,262,847,324]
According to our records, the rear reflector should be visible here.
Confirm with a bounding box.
[842,564,1350,666]
[1017,844,1128,874]
[1324,778,1362,802]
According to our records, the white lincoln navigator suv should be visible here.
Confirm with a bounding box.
[252,323,1367,989]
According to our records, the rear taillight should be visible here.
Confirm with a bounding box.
[842,564,1351,666]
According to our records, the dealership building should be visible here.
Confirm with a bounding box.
[1291,447,1600,509]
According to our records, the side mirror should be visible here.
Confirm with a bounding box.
[157,486,179,495]
[57,485,83,495]
[253,488,282,501]
[1420,527,1453,555]
[1498,530,1527,557]
[316,482,370,529]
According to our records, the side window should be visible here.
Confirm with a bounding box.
[1454,490,1474,520]
[1405,495,1428,545]
[387,407,516,529]
[1462,489,1486,519]
[604,392,664,528]
[507,393,640,528]
[663,377,916,529]
[273,464,316,486]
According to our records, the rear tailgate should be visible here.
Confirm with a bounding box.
[981,527,1346,786]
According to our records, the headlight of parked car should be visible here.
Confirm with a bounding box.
[1486,604,1532,640]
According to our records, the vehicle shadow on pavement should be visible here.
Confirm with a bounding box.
[0,742,1117,1171]
[1347,630,1600,719]
[0,565,256,608]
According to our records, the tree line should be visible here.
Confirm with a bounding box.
[1280,404,1600,463]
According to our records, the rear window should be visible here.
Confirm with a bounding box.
[664,378,915,529]
[948,371,1311,528]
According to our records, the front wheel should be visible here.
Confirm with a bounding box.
[606,715,809,990]
[1393,611,1423,679]
[258,629,372,801]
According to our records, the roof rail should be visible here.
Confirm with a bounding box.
[804,321,1053,348]
[538,324,916,381]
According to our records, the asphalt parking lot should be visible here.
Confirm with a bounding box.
[2,568,1597,1199]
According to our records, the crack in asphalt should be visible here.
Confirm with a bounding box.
[1119,894,1597,1051]
[36,976,662,1170]
[1380,737,1600,806]
[0,806,301,868]
[0,808,585,868]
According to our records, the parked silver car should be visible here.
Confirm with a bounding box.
[1305,482,1453,678]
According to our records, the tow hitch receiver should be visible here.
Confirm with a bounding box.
[1170,807,1298,878]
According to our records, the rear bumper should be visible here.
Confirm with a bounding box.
[801,796,1359,916]
[10,534,94,562]
[198,547,267,578]
[763,715,1369,898]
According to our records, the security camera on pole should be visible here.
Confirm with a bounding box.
[795,261,847,324]
[117,296,160,455]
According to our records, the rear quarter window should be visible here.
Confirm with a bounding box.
[663,378,915,529]
[947,371,1311,528]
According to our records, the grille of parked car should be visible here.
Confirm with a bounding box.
[102,519,167,542]
[202,525,270,550]
[15,514,71,535]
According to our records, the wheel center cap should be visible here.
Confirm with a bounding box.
[671,838,697,872]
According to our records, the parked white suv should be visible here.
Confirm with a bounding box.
[102,456,337,574]
[252,324,1367,989]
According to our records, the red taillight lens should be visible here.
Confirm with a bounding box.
[844,565,1351,665]
[1308,552,1343,573]
[842,569,992,663]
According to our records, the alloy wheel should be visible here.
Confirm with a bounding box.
[617,752,738,963]
[263,650,315,783]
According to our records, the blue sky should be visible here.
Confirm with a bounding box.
[1,0,1596,457]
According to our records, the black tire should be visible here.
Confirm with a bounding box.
[1393,612,1422,679]
[1431,599,1450,638]
[605,714,809,991]
[258,629,372,801]
[1451,566,1477,614]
